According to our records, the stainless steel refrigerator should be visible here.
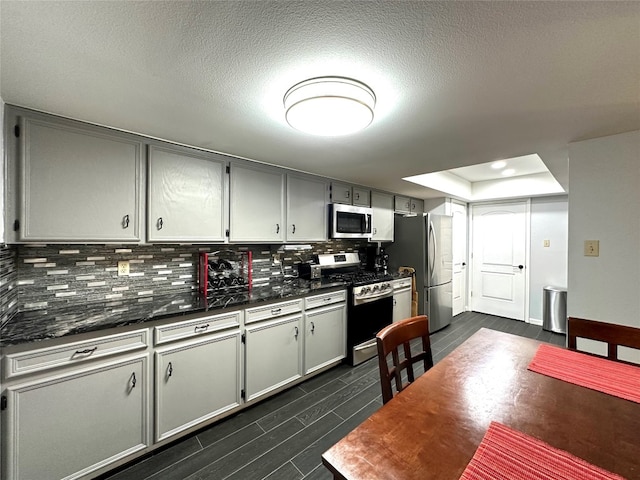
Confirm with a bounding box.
[387,213,453,332]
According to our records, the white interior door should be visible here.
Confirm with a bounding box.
[452,201,467,316]
[471,201,528,320]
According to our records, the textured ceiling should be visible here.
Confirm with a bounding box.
[1,1,639,199]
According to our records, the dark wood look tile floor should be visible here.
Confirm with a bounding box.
[100,313,565,480]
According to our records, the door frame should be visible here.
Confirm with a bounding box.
[469,199,531,322]
[451,200,469,316]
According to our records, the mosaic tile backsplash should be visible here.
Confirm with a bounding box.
[9,239,369,314]
[0,245,18,326]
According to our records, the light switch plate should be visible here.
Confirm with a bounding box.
[584,240,599,257]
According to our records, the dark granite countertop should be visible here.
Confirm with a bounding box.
[0,279,348,348]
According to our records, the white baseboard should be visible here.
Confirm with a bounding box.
[529,317,543,326]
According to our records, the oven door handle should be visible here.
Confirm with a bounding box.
[354,290,393,304]
[354,339,378,352]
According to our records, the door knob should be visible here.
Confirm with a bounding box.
[518,265,524,270]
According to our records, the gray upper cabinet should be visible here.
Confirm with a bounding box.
[352,187,371,207]
[330,182,352,204]
[371,191,394,242]
[394,195,424,215]
[331,182,370,207]
[14,112,143,242]
[147,145,227,243]
[229,162,286,242]
[286,174,328,242]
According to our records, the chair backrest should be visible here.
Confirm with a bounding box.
[568,317,640,363]
[375,315,434,404]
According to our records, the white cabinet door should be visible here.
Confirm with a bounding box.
[147,145,227,242]
[245,314,302,402]
[393,288,412,323]
[371,191,394,242]
[17,115,143,242]
[352,187,371,207]
[229,163,285,242]
[331,182,352,204]
[3,355,148,480]
[155,330,241,442]
[286,175,328,242]
[304,303,346,375]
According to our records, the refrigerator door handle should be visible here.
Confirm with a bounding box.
[428,220,437,283]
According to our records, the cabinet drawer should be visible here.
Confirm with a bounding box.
[245,299,303,324]
[394,278,413,290]
[4,329,148,379]
[154,311,241,345]
[305,290,347,310]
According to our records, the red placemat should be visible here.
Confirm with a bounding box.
[460,422,625,480]
[528,344,640,403]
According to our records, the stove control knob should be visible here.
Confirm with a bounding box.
[371,285,380,292]
[361,286,371,295]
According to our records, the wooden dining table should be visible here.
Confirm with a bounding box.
[321,328,640,480]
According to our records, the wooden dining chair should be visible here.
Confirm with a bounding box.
[375,315,434,404]
[568,316,640,363]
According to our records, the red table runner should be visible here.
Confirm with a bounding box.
[527,344,640,403]
[459,422,625,480]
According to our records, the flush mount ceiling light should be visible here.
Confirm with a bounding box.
[283,76,375,136]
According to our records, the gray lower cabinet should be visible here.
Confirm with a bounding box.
[154,330,242,442]
[147,145,228,243]
[229,162,286,242]
[244,314,303,402]
[392,278,413,323]
[2,355,149,480]
[286,174,328,242]
[304,302,346,375]
[12,110,144,242]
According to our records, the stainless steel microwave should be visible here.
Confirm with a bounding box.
[329,204,373,239]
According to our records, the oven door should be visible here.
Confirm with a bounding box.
[347,294,393,365]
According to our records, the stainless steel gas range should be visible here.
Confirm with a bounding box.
[313,253,394,366]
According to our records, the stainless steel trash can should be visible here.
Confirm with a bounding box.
[542,286,567,334]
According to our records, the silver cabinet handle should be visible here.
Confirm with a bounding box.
[271,308,282,316]
[310,322,315,334]
[122,214,130,229]
[131,372,137,389]
[292,224,296,234]
[194,323,210,332]
[276,223,280,234]
[157,217,163,230]
[73,346,97,357]
[294,326,299,339]
[168,362,173,378]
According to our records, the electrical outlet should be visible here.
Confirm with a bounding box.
[543,239,550,247]
[584,240,599,257]
[272,253,281,264]
[118,260,130,276]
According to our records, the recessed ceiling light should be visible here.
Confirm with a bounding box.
[491,161,507,169]
[283,76,375,136]
[502,168,516,176]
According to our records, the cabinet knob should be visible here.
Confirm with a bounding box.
[122,214,130,229]
[157,217,163,230]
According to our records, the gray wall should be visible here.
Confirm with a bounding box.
[529,196,568,323]
[568,130,639,362]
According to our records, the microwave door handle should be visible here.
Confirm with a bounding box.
[365,214,371,233]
